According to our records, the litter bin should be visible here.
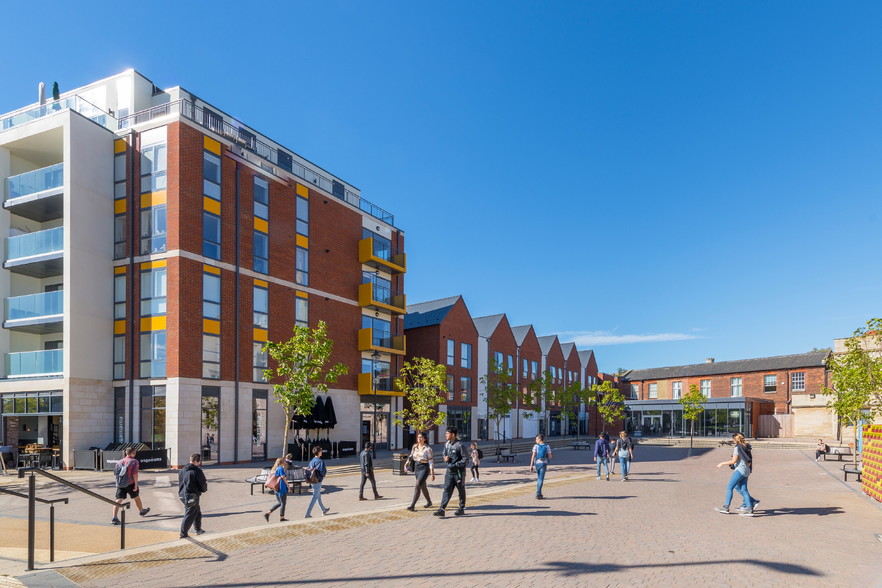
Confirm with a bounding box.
[392,452,411,476]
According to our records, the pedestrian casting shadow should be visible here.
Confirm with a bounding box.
[463,505,596,518]
[566,496,636,500]
[754,507,844,517]
[202,509,263,518]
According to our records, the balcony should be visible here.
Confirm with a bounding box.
[4,227,64,278]
[4,291,63,334]
[358,237,406,274]
[6,349,62,378]
[4,164,64,222]
[358,328,406,355]
[357,372,404,397]
[358,282,406,314]
[0,96,115,134]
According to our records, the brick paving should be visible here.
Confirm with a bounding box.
[2,445,881,587]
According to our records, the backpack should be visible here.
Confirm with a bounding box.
[535,444,548,460]
[114,457,135,488]
[476,448,484,460]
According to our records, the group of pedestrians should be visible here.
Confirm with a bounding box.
[592,431,635,481]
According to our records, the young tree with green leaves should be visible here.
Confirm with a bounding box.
[527,370,556,437]
[480,360,519,450]
[393,357,448,437]
[824,318,882,465]
[679,384,706,450]
[263,321,349,456]
[558,380,591,439]
[592,380,624,431]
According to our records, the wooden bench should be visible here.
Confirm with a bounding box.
[246,467,306,495]
[572,442,590,450]
[498,449,517,463]
[823,447,853,461]
[843,463,862,482]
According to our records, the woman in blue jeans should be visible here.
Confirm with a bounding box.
[714,433,759,516]
[529,434,552,499]
[305,446,331,518]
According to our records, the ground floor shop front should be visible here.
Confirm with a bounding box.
[624,397,774,438]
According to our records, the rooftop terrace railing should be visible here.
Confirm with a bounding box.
[118,100,395,225]
[0,96,116,132]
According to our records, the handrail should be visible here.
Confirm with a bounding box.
[18,467,130,570]
[0,486,68,505]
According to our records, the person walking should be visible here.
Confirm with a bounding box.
[406,432,435,511]
[110,447,151,525]
[263,457,289,522]
[305,446,330,518]
[433,427,467,517]
[529,434,552,499]
[358,442,383,500]
[594,432,611,480]
[815,439,828,461]
[614,431,634,481]
[178,453,208,538]
[469,442,482,483]
[714,432,759,516]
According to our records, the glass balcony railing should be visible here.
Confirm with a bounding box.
[7,227,63,261]
[6,291,63,321]
[7,163,63,201]
[7,349,63,377]
[0,96,115,133]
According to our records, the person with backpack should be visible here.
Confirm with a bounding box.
[304,446,331,518]
[714,432,759,516]
[111,447,150,525]
[263,456,289,522]
[594,432,611,480]
[469,442,482,483]
[433,427,468,517]
[529,434,552,499]
[614,431,634,481]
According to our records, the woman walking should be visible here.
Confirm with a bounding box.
[405,432,435,511]
[529,434,552,499]
[469,442,481,483]
[263,457,289,522]
[304,446,331,518]
[714,432,759,516]
[614,431,634,481]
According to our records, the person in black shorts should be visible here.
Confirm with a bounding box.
[111,447,150,524]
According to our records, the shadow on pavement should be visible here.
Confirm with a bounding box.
[755,507,844,517]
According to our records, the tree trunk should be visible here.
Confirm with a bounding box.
[690,420,694,450]
[282,408,291,458]
[854,425,859,466]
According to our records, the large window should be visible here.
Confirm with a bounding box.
[494,351,503,367]
[203,212,221,259]
[730,377,743,397]
[140,331,166,378]
[764,374,777,393]
[630,384,639,399]
[362,358,391,392]
[700,379,711,396]
[140,205,167,254]
[253,176,269,220]
[203,334,220,379]
[791,372,806,391]
[446,407,472,440]
[295,295,308,327]
[253,285,268,329]
[648,383,658,399]
[296,195,309,236]
[203,150,221,200]
[295,246,308,285]
[114,145,127,260]
[460,376,472,402]
[140,267,167,316]
[672,381,682,399]
[522,359,528,378]
[114,214,126,259]
[461,343,472,369]
[114,274,126,319]
[362,316,392,347]
[140,143,166,193]
[203,272,220,319]
[447,339,455,365]
[139,385,166,448]
[254,231,269,274]
[447,374,455,401]
[531,361,538,378]
[113,335,125,380]
[253,341,267,382]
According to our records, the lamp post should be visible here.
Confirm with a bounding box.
[371,350,380,458]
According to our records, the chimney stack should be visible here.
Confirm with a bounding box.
[705,358,715,363]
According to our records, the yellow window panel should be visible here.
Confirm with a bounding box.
[203,265,221,275]
[114,266,127,275]
[253,217,269,234]
[114,199,127,214]
[296,184,309,198]
[140,316,167,332]
[203,319,221,335]
[114,320,126,335]
[296,291,308,299]
[204,135,222,155]
[141,260,167,270]
[140,190,167,208]
[203,196,221,215]
[254,279,268,288]
[296,234,308,249]
[253,328,268,342]
[114,139,127,154]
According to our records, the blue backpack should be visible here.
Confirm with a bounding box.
[535,444,548,460]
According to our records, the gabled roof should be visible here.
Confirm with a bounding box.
[473,314,505,338]
[511,325,535,346]
[560,342,576,357]
[622,351,831,381]
[537,335,559,355]
[404,296,461,329]
[578,350,595,366]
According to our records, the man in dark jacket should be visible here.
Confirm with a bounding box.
[358,442,383,501]
[434,427,468,517]
[594,433,611,481]
[178,453,208,538]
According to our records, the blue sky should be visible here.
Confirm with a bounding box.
[2,2,880,373]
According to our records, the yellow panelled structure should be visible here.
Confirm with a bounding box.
[296,291,308,299]
[296,184,309,198]
[141,260,167,270]
[140,190,167,208]
[254,278,268,288]
[254,217,269,234]
[114,266,127,275]
[358,237,406,274]
[357,328,406,355]
[357,372,404,397]
[140,316,167,332]
[203,197,221,215]
[114,320,126,335]
[203,319,220,335]
[253,328,268,342]
[114,199,126,214]
[296,234,308,249]
[204,135,221,155]
[357,282,406,314]
[114,139,127,154]
[203,264,220,275]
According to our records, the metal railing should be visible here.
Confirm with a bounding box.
[18,467,129,570]
[0,96,116,133]
[0,485,68,564]
[118,99,395,225]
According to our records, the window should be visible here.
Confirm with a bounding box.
[362,316,392,347]
[140,205,167,254]
[253,176,269,219]
[508,355,514,373]
[113,335,125,380]
[203,272,220,319]
[700,379,711,396]
[672,381,682,399]
[296,195,309,236]
[253,341,267,382]
[461,343,472,369]
[140,143,166,193]
[253,286,268,328]
[295,295,308,327]
[203,150,221,200]
[447,339,455,365]
[295,246,308,285]
[447,374,455,402]
[114,214,126,259]
[791,372,806,391]
[764,374,777,393]
[363,228,392,261]
[460,376,472,402]
[493,351,504,368]
[140,267,167,316]
[203,212,221,259]
[531,361,538,378]
[140,331,166,378]
[362,358,391,392]
[203,334,220,379]
[522,359,528,378]
[253,231,269,274]
[648,383,658,399]
[114,151,127,199]
[730,377,743,397]
[114,274,126,319]
[139,385,166,448]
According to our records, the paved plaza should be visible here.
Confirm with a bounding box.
[1,443,880,587]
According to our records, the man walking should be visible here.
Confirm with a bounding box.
[594,432,611,481]
[111,447,150,525]
[358,442,383,501]
[434,427,468,517]
[178,453,208,538]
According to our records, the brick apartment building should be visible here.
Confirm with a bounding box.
[0,69,406,467]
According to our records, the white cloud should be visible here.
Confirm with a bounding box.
[558,331,701,347]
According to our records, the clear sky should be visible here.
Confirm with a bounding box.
[2,1,880,374]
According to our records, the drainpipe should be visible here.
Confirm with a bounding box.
[127,130,137,442]
[515,346,521,442]
[233,164,240,463]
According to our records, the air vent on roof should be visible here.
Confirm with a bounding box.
[706,358,715,363]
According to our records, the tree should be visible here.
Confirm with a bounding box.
[263,321,349,456]
[558,380,591,439]
[824,318,882,465]
[480,360,519,450]
[592,380,625,431]
[527,370,556,436]
[679,384,706,450]
[393,357,448,436]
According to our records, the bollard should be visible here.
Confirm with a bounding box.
[50,503,55,562]
[27,473,35,571]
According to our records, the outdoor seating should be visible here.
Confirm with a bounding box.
[571,441,590,450]
[823,446,854,461]
[246,466,306,495]
[843,462,862,482]
[498,448,517,462]
[246,468,271,495]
